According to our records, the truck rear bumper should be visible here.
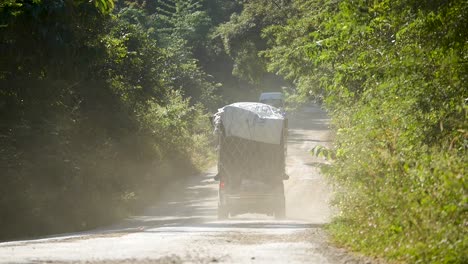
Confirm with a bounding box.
[224,194,284,215]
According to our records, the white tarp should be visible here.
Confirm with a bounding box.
[214,102,285,145]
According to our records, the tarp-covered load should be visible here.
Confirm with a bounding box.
[213,102,285,145]
[213,102,288,184]
[213,103,288,219]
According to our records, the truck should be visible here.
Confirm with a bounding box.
[212,102,288,219]
[259,92,285,109]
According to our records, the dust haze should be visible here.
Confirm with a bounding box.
[285,108,333,223]
[0,106,381,264]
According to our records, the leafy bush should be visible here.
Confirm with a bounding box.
[260,0,467,262]
[326,100,467,263]
[0,0,216,240]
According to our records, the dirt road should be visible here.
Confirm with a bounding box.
[0,105,377,264]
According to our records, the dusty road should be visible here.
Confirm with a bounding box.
[0,106,376,264]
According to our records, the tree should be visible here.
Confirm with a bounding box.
[213,0,293,84]
[261,0,467,262]
[0,0,216,240]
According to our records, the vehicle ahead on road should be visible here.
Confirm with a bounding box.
[259,92,285,109]
[259,92,287,118]
[212,102,288,219]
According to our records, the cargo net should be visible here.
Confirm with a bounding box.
[217,132,286,190]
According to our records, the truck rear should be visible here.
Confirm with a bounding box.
[212,102,288,219]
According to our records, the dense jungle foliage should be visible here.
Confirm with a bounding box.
[1,0,466,263]
[202,0,466,262]
[0,0,247,240]
[255,0,466,263]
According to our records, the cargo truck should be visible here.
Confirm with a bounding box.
[212,102,288,219]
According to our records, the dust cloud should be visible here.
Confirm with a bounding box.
[284,106,334,223]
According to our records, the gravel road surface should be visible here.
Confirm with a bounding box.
[0,105,381,264]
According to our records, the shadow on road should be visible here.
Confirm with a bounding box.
[1,105,330,245]
[110,171,322,234]
[288,130,331,143]
[98,106,332,235]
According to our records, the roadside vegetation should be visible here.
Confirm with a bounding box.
[1,1,466,263]
[0,0,290,241]
[257,0,466,263]
[203,0,467,262]
[0,0,233,240]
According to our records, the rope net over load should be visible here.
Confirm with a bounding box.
[213,103,287,191]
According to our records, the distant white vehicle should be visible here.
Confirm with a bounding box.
[259,92,285,109]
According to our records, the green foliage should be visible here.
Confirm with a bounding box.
[310,145,335,161]
[264,0,467,262]
[92,0,115,14]
[0,0,217,240]
[154,0,211,46]
[0,0,108,80]
[213,0,293,84]
[142,0,222,107]
[138,91,214,169]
